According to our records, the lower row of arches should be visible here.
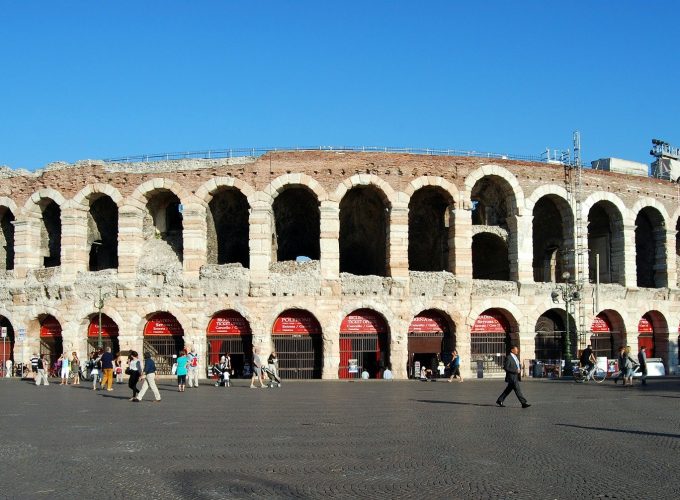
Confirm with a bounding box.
[1,308,678,378]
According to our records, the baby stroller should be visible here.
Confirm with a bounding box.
[211,363,231,387]
[262,366,281,388]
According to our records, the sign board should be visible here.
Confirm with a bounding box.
[471,311,509,333]
[348,359,358,374]
[273,310,321,335]
[591,314,612,333]
[88,315,119,338]
[144,313,184,336]
[414,361,421,378]
[638,316,653,333]
[207,311,252,336]
[18,328,26,341]
[340,309,387,334]
[408,312,447,334]
[0,327,6,338]
[40,317,62,337]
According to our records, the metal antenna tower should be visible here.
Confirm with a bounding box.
[564,131,589,353]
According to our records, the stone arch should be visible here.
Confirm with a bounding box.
[332,174,397,206]
[531,191,574,283]
[128,178,192,210]
[195,177,257,207]
[0,197,19,215]
[463,164,526,216]
[264,173,328,203]
[131,302,192,338]
[270,181,321,262]
[0,198,17,272]
[24,190,65,268]
[533,308,577,362]
[589,309,627,358]
[72,183,124,208]
[583,193,626,285]
[23,188,67,214]
[467,300,523,332]
[405,176,459,205]
[408,182,455,272]
[635,309,669,365]
[632,201,668,288]
[407,307,458,369]
[334,300,399,336]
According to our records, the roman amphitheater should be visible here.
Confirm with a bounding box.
[0,149,678,380]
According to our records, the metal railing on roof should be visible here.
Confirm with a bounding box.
[102,145,549,164]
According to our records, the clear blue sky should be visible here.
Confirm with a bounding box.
[1,1,678,171]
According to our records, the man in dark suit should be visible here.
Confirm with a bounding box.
[496,345,531,408]
[637,345,648,385]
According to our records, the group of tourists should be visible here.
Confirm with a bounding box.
[29,345,282,403]
[579,343,648,386]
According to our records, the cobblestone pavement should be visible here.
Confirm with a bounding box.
[1,376,679,499]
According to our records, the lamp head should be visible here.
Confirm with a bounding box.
[550,290,560,303]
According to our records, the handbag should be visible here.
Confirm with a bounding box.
[125,367,132,375]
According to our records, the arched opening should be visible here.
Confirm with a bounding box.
[408,187,452,271]
[206,188,249,267]
[472,233,509,280]
[39,315,63,373]
[638,311,669,365]
[87,195,118,271]
[532,196,571,282]
[339,186,388,276]
[676,218,679,287]
[87,314,120,355]
[407,310,455,379]
[0,316,15,376]
[206,310,252,379]
[272,309,323,379]
[588,201,624,285]
[39,199,61,268]
[339,309,389,379]
[637,314,655,357]
[471,309,518,375]
[635,207,666,288]
[143,312,184,375]
[273,187,320,262]
[143,190,183,263]
[471,176,512,227]
[0,207,15,271]
[534,310,577,374]
[589,313,622,360]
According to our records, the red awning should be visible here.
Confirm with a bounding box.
[144,313,183,336]
[40,317,62,337]
[207,310,251,336]
[273,310,321,335]
[340,309,387,334]
[88,315,119,338]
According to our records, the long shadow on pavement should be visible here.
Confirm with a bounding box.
[414,399,498,408]
[555,423,680,439]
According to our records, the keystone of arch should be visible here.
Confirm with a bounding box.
[0,196,19,215]
[405,176,458,206]
[332,174,397,206]
[72,183,125,209]
[28,306,68,331]
[630,197,671,226]
[23,188,67,214]
[463,164,526,215]
[263,173,328,203]
[194,177,257,208]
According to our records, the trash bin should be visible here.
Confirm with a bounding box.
[533,361,544,378]
[476,360,484,379]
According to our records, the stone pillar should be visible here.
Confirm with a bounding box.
[319,200,340,295]
[117,207,144,289]
[248,202,272,296]
[181,203,207,280]
[13,217,40,279]
[507,214,533,283]
[621,222,637,287]
[322,324,340,380]
[519,332,536,378]
[452,203,473,279]
[390,318,409,379]
[456,325,472,379]
[388,201,409,295]
[661,228,677,289]
[60,204,88,281]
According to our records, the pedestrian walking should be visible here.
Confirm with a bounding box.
[30,353,39,379]
[186,347,199,388]
[496,346,531,408]
[267,350,281,388]
[127,351,142,401]
[136,352,161,403]
[613,346,626,384]
[176,349,188,392]
[638,346,648,386]
[90,351,101,390]
[58,353,70,385]
[100,347,115,391]
[35,354,49,386]
[447,350,464,383]
[250,348,265,388]
[70,352,80,385]
[623,346,638,386]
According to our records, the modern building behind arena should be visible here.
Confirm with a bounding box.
[0,148,678,379]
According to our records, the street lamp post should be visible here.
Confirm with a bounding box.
[88,286,112,350]
[551,272,581,375]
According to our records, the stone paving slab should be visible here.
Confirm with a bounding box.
[1,377,678,499]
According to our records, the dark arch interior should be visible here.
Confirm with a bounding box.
[339,187,388,276]
[207,188,250,267]
[588,202,621,284]
[471,177,510,227]
[635,207,665,288]
[532,197,566,283]
[0,207,15,271]
[273,187,320,262]
[408,187,450,271]
[88,195,119,271]
[40,200,61,268]
[472,233,509,280]
[145,191,183,262]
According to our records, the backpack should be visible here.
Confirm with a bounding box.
[190,356,198,367]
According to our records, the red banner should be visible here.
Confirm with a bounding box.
[340,309,387,334]
[88,315,119,338]
[408,311,447,334]
[471,311,509,333]
[207,310,252,336]
[144,312,184,336]
[591,314,612,333]
[638,316,653,334]
[40,316,62,337]
[273,310,321,335]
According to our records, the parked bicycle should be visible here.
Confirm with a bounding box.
[573,364,606,383]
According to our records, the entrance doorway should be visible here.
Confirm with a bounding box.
[0,316,14,377]
[40,316,63,376]
[339,309,389,379]
[407,310,454,379]
[471,310,515,375]
[87,314,120,355]
[272,310,322,379]
[206,310,252,378]
[143,312,184,375]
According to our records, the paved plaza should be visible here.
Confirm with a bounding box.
[0,376,678,499]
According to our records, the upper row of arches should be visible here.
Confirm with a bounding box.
[1,166,679,287]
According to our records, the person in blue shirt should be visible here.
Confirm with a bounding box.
[136,352,161,402]
[176,349,188,392]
